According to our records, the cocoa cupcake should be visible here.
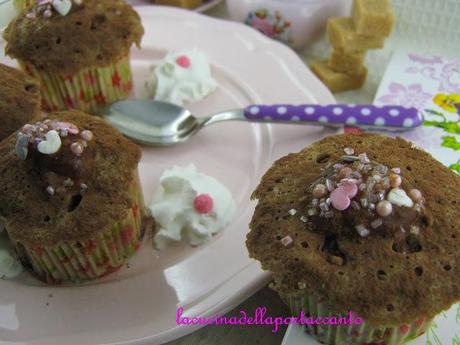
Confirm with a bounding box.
[3,0,144,114]
[0,63,41,141]
[247,133,459,345]
[0,110,146,284]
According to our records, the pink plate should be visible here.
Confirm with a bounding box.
[126,0,223,13]
[0,7,335,345]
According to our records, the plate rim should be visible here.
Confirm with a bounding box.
[0,6,336,345]
[114,7,336,344]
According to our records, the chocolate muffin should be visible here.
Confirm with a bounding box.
[0,110,146,283]
[0,63,41,141]
[247,133,459,345]
[4,0,144,113]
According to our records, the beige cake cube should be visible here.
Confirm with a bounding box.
[327,17,385,52]
[310,60,367,93]
[154,0,202,9]
[328,48,366,74]
[352,0,395,37]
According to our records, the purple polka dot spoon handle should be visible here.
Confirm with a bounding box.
[244,104,422,131]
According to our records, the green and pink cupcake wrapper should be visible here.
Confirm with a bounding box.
[20,55,133,114]
[279,290,431,345]
[13,0,34,11]
[14,176,145,284]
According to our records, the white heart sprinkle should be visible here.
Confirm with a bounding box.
[387,188,414,208]
[291,116,300,121]
[318,116,328,123]
[37,130,62,155]
[52,0,72,16]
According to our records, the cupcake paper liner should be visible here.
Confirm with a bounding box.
[280,290,431,345]
[13,173,145,284]
[20,55,133,114]
[13,0,34,11]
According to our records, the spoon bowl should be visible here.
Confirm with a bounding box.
[102,100,204,146]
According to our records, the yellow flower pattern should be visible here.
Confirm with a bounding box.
[433,93,460,113]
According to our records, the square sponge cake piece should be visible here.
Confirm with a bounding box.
[352,0,395,37]
[310,60,367,93]
[329,47,366,74]
[327,17,385,52]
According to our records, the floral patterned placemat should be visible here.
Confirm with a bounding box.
[374,51,459,345]
[375,52,460,174]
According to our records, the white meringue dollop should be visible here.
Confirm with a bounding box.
[147,49,218,106]
[0,227,22,279]
[150,164,236,249]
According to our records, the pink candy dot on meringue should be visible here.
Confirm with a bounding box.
[330,188,351,211]
[176,55,191,68]
[193,194,213,214]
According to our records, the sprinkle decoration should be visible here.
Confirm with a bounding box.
[301,147,425,238]
[193,194,214,214]
[15,134,29,161]
[175,55,191,69]
[15,120,93,160]
[15,120,94,198]
[25,0,83,19]
[37,130,62,154]
[280,235,293,248]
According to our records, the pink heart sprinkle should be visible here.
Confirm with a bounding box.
[330,189,351,211]
[176,55,191,68]
[193,194,213,214]
[338,180,358,198]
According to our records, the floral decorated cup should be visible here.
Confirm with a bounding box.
[226,0,351,50]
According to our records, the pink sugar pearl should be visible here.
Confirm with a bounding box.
[176,55,191,68]
[313,184,327,198]
[339,180,358,198]
[193,194,214,214]
[81,130,93,141]
[55,121,79,135]
[408,189,423,202]
[330,188,351,211]
[389,173,402,188]
[376,200,392,217]
[338,167,353,179]
[70,142,84,156]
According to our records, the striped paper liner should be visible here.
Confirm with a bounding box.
[280,291,431,345]
[13,173,145,284]
[20,55,133,114]
[13,0,34,11]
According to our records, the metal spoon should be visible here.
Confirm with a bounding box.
[102,100,421,146]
